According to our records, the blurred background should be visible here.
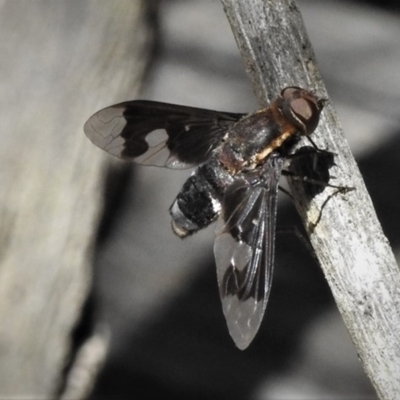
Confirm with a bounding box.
[1,0,400,399]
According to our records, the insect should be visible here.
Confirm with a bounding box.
[84,87,325,350]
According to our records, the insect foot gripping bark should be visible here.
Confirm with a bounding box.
[84,87,324,350]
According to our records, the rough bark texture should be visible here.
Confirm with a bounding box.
[221,0,400,399]
[0,1,154,398]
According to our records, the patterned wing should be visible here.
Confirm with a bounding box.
[84,100,245,169]
[214,154,284,349]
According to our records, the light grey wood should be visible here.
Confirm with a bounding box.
[221,0,400,398]
[0,1,153,398]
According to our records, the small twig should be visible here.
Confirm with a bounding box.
[221,1,400,399]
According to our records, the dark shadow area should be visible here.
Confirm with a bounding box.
[57,291,97,397]
[353,0,400,11]
[95,164,134,245]
[358,129,400,248]
[287,145,336,199]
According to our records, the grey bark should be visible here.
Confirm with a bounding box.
[0,1,154,398]
[221,0,400,399]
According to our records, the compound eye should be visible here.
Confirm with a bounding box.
[290,98,319,134]
[291,98,313,122]
[279,86,323,134]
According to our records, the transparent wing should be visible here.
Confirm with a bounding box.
[214,155,284,349]
[84,100,244,169]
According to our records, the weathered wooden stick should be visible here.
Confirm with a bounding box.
[221,0,400,398]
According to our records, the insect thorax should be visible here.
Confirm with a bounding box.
[219,108,299,172]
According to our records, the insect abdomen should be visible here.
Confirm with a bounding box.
[169,160,233,237]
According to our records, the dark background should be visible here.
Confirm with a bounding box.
[88,0,400,398]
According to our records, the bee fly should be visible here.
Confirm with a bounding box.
[84,87,325,350]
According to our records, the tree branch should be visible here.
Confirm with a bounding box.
[221,0,400,398]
